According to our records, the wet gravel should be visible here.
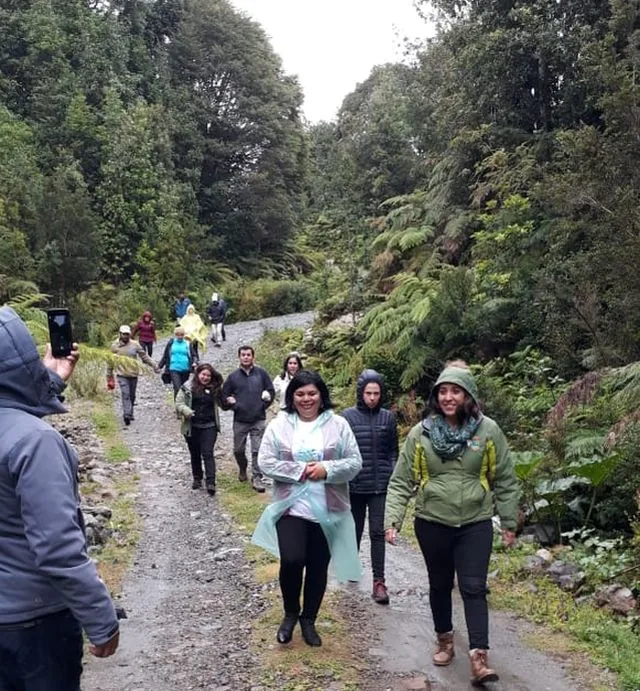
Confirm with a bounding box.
[83,312,313,691]
[81,310,590,690]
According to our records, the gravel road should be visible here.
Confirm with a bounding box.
[83,311,587,691]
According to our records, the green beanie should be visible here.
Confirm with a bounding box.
[429,365,479,407]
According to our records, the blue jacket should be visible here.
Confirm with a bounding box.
[174,297,191,319]
[0,307,118,644]
[341,369,398,494]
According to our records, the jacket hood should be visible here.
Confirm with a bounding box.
[0,307,67,417]
[186,305,196,314]
[428,365,479,407]
[142,310,152,319]
[356,369,385,411]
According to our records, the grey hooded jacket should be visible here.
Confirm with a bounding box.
[0,307,118,643]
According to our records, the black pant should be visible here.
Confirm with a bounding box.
[350,493,386,580]
[0,609,83,691]
[414,517,493,650]
[185,426,217,486]
[275,516,331,621]
[140,341,153,356]
[170,370,190,398]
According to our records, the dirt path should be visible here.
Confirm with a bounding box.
[84,312,583,690]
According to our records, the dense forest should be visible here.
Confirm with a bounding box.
[5,0,640,538]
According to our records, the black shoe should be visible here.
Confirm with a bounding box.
[277,614,298,644]
[299,618,322,647]
[192,478,202,489]
[238,469,248,482]
[206,482,216,496]
[123,415,131,426]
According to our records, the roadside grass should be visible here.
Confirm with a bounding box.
[90,399,132,464]
[84,398,140,593]
[216,469,363,690]
[252,327,306,379]
[490,544,637,690]
[94,475,140,593]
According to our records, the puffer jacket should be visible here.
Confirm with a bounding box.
[341,369,398,494]
[0,307,118,643]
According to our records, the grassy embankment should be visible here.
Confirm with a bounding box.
[82,394,140,594]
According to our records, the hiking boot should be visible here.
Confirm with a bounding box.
[372,579,390,605]
[123,415,131,426]
[191,478,202,490]
[299,618,322,647]
[206,481,216,496]
[469,648,498,684]
[276,614,298,644]
[433,631,455,666]
[238,469,248,482]
[251,475,266,493]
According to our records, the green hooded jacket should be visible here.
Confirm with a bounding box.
[385,366,520,531]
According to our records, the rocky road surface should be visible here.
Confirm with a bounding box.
[83,312,585,691]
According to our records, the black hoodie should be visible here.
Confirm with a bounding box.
[341,369,398,494]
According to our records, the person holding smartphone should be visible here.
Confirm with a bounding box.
[107,325,159,425]
[0,307,119,691]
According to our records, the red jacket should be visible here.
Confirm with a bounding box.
[133,313,156,344]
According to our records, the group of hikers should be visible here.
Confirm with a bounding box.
[0,304,520,689]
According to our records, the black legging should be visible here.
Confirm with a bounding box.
[414,517,493,649]
[350,492,386,580]
[185,426,217,485]
[275,515,331,621]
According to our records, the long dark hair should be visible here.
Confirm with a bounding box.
[284,370,333,414]
[279,351,303,380]
[192,363,223,402]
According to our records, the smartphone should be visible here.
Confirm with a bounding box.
[47,308,73,358]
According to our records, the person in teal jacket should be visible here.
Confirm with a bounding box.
[385,361,519,685]
[252,370,362,648]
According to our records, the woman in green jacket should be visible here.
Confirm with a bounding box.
[385,362,519,685]
[175,363,224,495]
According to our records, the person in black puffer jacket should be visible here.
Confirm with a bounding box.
[342,369,398,604]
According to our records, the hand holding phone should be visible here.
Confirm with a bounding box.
[47,308,73,358]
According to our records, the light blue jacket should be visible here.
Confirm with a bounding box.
[252,410,363,582]
[0,307,118,644]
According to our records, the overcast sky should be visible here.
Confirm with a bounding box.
[229,1,432,123]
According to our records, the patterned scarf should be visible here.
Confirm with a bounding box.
[427,414,482,460]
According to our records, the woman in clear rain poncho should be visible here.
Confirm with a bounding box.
[252,370,362,648]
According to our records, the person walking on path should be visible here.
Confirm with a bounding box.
[131,310,157,356]
[157,326,199,399]
[0,307,119,690]
[273,351,303,410]
[384,362,519,685]
[342,369,398,605]
[107,325,159,425]
[179,304,207,357]
[221,345,275,493]
[174,290,191,321]
[206,292,227,347]
[175,363,224,495]
[252,370,362,648]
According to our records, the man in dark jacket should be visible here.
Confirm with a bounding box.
[0,307,119,690]
[206,292,227,347]
[221,345,275,492]
[342,369,398,604]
